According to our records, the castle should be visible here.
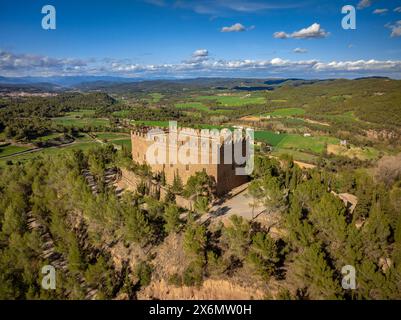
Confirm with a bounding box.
[130,125,251,195]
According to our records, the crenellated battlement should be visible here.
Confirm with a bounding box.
[131,126,251,145]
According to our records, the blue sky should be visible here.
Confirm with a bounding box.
[1,0,401,78]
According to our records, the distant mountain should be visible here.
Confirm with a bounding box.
[0,82,63,93]
[0,76,143,87]
[0,76,394,94]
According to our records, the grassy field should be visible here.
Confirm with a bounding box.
[94,132,130,140]
[197,94,265,106]
[175,102,210,112]
[0,134,99,166]
[53,113,110,128]
[265,108,306,117]
[66,109,96,117]
[271,148,318,163]
[254,130,288,146]
[0,145,33,158]
[148,93,163,102]
[112,110,131,118]
[131,120,170,127]
[255,130,339,154]
[327,111,358,122]
[327,144,379,160]
[277,134,339,154]
[0,143,94,164]
[270,99,288,103]
[31,133,63,142]
[112,139,132,151]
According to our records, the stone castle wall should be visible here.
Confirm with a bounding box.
[130,129,249,195]
[120,168,194,211]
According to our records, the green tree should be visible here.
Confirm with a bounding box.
[164,204,181,234]
[247,232,279,279]
[291,243,342,300]
[222,215,251,259]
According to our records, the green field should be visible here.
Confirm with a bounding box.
[175,102,210,112]
[148,93,163,102]
[255,130,339,154]
[0,131,133,166]
[270,99,288,103]
[327,111,358,122]
[265,108,306,117]
[112,139,132,151]
[197,94,265,106]
[131,120,170,127]
[0,145,32,158]
[53,113,110,128]
[112,110,131,118]
[277,134,339,154]
[0,141,99,166]
[254,131,288,146]
[66,109,96,117]
[31,133,63,142]
[271,148,318,163]
[94,132,130,140]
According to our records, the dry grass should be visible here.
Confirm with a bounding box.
[138,278,266,300]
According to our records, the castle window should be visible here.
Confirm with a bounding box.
[186,164,189,171]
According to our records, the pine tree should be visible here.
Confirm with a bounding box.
[164,204,181,234]
[291,243,342,300]
[247,232,279,279]
[309,193,347,247]
[222,215,251,259]
[171,170,183,193]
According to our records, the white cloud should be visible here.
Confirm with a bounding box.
[386,21,401,37]
[0,50,87,75]
[313,59,401,72]
[293,48,308,53]
[394,7,401,13]
[273,31,289,39]
[357,0,371,10]
[274,23,329,39]
[192,49,209,57]
[221,23,246,32]
[1,50,401,78]
[373,8,388,14]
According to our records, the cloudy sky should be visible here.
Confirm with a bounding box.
[0,0,401,78]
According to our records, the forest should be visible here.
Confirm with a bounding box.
[0,143,400,299]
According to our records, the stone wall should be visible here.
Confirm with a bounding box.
[130,129,250,196]
[120,168,194,211]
